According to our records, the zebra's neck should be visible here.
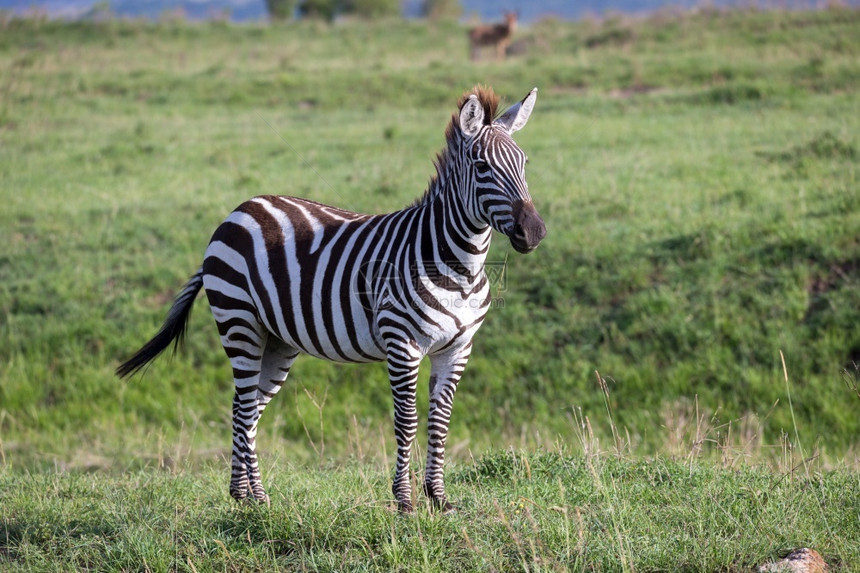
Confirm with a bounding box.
[416,177,490,286]
[434,189,492,280]
[414,124,469,210]
[408,124,492,277]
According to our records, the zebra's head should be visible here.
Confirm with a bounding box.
[458,87,547,254]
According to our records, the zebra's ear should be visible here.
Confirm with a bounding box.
[495,87,537,134]
[459,94,485,137]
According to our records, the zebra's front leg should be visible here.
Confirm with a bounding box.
[386,344,422,513]
[424,345,472,512]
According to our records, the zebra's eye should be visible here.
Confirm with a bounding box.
[474,160,490,171]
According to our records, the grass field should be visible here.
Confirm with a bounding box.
[3,448,859,571]
[1,6,860,570]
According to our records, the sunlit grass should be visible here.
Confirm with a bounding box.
[2,438,857,571]
[0,14,859,569]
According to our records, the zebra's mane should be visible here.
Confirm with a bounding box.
[411,85,500,208]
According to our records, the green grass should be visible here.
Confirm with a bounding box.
[2,447,858,571]
[1,7,860,569]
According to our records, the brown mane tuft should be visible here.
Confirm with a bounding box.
[457,84,500,124]
[446,85,500,139]
[412,86,502,208]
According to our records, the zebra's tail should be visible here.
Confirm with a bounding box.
[116,268,204,379]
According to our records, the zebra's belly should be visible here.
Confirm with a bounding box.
[274,304,486,363]
[267,304,388,364]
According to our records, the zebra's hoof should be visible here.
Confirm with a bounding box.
[396,500,415,513]
[429,497,455,514]
[230,489,251,502]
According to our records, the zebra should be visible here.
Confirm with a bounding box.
[116,86,547,512]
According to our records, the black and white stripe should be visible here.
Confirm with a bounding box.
[117,86,546,512]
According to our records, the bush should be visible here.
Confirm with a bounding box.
[345,0,401,19]
[266,0,298,21]
[299,0,339,21]
[422,0,462,21]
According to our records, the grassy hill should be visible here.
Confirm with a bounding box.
[2,7,860,570]
[2,6,860,464]
[3,7,859,466]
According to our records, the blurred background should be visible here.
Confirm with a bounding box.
[4,0,860,21]
[1,0,859,474]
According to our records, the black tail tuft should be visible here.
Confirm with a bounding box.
[116,270,204,379]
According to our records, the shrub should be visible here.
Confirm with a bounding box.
[299,0,339,21]
[344,0,401,19]
[266,0,298,21]
[422,0,462,21]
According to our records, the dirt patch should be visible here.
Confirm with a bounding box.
[807,258,859,296]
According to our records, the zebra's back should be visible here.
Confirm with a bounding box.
[201,195,389,363]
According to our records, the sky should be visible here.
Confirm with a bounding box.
[4,0,851,22]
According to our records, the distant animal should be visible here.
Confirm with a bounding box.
[468,12,518,61]
[117,86,546,513]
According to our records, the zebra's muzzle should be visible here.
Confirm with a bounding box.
[509,200,547,254]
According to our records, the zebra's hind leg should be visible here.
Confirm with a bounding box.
[226,326,297,504]
[229,365,261,501]
[230,336,298,504]
[245,338,299,502]
[423,345,472,512]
